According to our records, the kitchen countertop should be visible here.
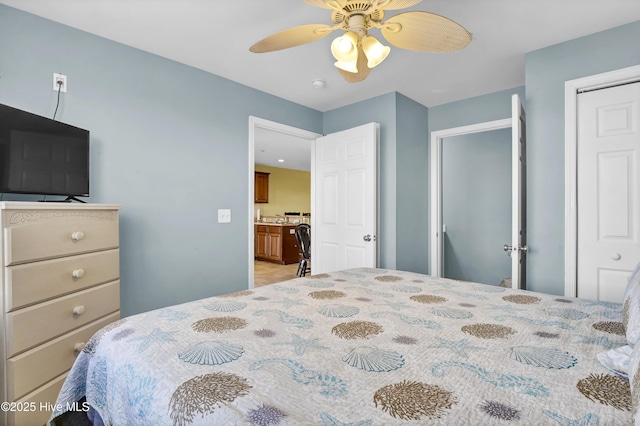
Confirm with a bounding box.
[255,222,300,226]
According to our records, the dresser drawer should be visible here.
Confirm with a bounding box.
[7,312,120,401]
[4,213,119,266]
[5,249,120,311]
[8,373,68,426]
[5,280,120,357]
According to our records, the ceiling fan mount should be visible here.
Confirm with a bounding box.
[338,14,368,38]
[330,2,384,27]
[250,0,471,83]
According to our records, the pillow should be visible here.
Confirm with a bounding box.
[628,342,640,425]
[624,261,640,302]
[626,287,640,346]
[597,345,633,379]
[623,261,640,346]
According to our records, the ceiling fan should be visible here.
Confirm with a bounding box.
[249,0,472,83]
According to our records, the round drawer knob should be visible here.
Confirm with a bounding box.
[611,252,622,261]
[73,305,86,316]
[74,342,85,353]
[71,231,85,241]
[72,268,85,279]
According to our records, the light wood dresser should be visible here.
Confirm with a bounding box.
[0,202,121,426]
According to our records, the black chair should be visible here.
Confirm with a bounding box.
[294,224,311,277]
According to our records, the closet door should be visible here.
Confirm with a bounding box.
[577,82,640,302]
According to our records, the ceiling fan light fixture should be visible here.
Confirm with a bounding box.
[334,59,358,73]
[330,31,359,62]
[362,35,390,68]
[250,1,472,84]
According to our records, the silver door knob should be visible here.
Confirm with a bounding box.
[504,244,528,256]
[363,234,372,242]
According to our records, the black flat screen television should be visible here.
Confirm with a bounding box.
[0,103,90,200]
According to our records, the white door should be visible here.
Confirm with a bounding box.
[577,82,640,302]
[510,93,527,289]
[312,122,378,274]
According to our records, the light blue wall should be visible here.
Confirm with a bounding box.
[525,20,640,295]
[429,87,525,132]
[3,4,639,312]
[396,94,429,273]
[442,129,511,285]
[0,5,323,316]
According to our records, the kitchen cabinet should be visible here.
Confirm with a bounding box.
[255,172,270,203]
[255,224,299,264]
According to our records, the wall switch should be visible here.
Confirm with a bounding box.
[53,73,67,93]
[218,209,231,223]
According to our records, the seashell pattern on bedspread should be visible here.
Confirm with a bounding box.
[50,268,631,425]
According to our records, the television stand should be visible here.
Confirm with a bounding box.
[39,196,87,203]
[63,196,86,203]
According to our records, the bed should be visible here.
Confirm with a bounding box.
[49,267,637,425]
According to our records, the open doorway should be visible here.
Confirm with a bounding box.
[431,94,526,289]
[441,128,512,285]
[430,118,512,280]
[248,117,321,288]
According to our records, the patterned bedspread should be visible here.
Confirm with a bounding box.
[50,268,632,425]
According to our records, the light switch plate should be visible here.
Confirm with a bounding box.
[218,209,231,223]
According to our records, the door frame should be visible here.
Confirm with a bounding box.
[430,118,512,277]
[564,64,640,297]
[248,116,321,288]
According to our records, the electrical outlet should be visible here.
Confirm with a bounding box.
[53,73,67,93]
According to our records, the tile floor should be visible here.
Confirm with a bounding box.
[254,260,301,287]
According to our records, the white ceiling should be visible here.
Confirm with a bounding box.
[254,127,312,171]
[3,0,640,112]
[3,0,640,170]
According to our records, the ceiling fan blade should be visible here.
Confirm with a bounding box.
[374,0,422,10]
[303,0,343,9]
[337,45,372,83]
[250,24,334,53]
[381,11,471,52]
